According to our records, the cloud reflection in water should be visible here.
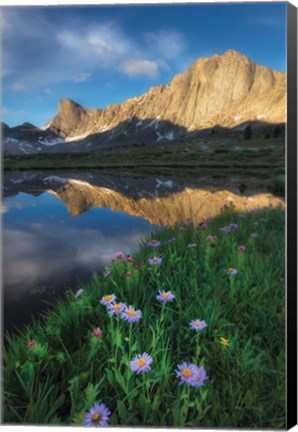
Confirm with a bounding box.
[3,192,160,333]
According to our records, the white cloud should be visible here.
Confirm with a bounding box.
[1,106,24,116]
[57,25,134,68]
[72,72,91,82]
[120,59,160,78]
[2,9,185,93]
[145,30,185,59]
[1,107,10,116]
[11,82,26,91]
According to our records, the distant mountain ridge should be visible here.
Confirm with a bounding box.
[3,49,286,155]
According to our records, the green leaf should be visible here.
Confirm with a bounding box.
[139,393,148,411]
[114,368,127,393]
[244,389,254,406]
[117,400,129,422]
[21,362,34,384]
[152,394,160,412]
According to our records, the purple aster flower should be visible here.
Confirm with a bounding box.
[83,402,111,427]
[130,352,153,374]
[115,251,125,259]
[163,237,176,245]
[220,226,232,233]
[226,267,238,275]
[190,319,208,331]
[250,233,258,238]
[100,294,116,306]
[229,223,239,229]
[74,288,84,298]
[121,305,142,323]
[189,366,208,388]
[148,256,162,265]
[148,239,161,248]
[199,223,208,231]
[156,290,175,303]
[107,302,126,316]
[176,362,208,388]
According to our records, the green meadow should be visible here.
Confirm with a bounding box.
[3,205,285,428]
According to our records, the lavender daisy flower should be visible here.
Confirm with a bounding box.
[100,294,116,306]
[220,226,232,233]
[156,290,175,303]
[176,362,197,385]
[164,237,176,245]
[176,362,208,388]
[74,288,84,298]
[148,239,161,248]
[226,267,238,275]
[148,256,162,265]
[187,243,197,248]
[190,319,208,331]
[189,366,208,388]
[250,232,258,238]
[121,305,142,323]
[229,223,239,229]
[83,402,111,427]
[130,352,153,374]
[107,302,126,316]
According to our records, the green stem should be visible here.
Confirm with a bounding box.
[57,335,74,367]
[142,373,149,424]
[127,324,133,391]
[115,317,120,366]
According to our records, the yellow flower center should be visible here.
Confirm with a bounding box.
[228,268,234,273]
[151,240,157,244]
[195,321,201,327]
[182,368,192,378]
[104,295,112,301]
[152,257,158,262]
[161,292,169,298]
[128,310,136,316]
[92,413,101,423]
[137,358,146,367]
[113,304,121,310]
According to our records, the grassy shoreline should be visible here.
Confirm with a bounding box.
[3,136,284,171]
[3,206,285,428]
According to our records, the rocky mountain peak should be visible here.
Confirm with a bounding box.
[4,50,286,155]
[48,49,285,142]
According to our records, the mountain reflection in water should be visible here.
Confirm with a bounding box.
[3,171,284,334]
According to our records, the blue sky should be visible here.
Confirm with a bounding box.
[2,2,287,127]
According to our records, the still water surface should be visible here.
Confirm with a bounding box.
[3,173,163,334]
[3,169,282,334]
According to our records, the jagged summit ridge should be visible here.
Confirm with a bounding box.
[44,49,285,141]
